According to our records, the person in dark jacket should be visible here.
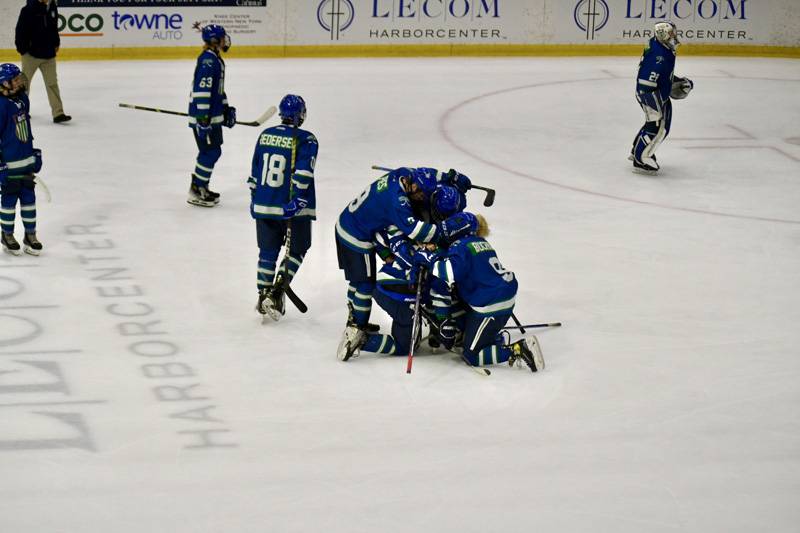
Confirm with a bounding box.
[15,0,71,123]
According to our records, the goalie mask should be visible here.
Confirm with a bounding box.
[654,21,680,50]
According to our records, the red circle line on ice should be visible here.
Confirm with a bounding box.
[438,75,800,225]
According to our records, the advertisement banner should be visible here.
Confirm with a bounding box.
[555,0,768,45]
[288,0,534,46]
[57,1,276,48]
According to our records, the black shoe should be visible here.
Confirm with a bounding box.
[23,232,42,256]
[1,232,22,256]
[507,336,545,372]
[53,114,72,123]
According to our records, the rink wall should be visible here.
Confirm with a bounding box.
[1,0,799,60]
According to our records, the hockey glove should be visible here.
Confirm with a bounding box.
[0,163,7,187]
[440,212,478,244]
[32,149,42,173]
[223,106,237,128]
[670,77,693,100]
[282,196,308,218]
[446,168,472,194]
[431,316,458,350]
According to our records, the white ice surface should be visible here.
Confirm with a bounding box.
[1,56,799,533]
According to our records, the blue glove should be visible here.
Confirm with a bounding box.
[33,149,42,173]
[409,249,438,282]
[223,106,236,128]
[0,163,8,187]
[282,196,308,218]
[446,168,472,194]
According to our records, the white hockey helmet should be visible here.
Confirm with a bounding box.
[654,21,680,50]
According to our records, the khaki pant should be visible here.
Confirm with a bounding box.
[20,54,65,118]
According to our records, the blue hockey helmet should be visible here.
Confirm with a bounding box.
[279,94,307,126]
[202,24,230,51]
[440,212,478,243]
[411,167,438,199]
[431,184,462,222]
[0,63,22,86]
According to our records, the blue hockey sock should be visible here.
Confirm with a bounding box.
[361,334,397,355]
[193,147,221,187]
[257,248,279,291]
[0,193,17,234]
[347,282,373,326]
[278,252,305,284]
[19,187,36,233]
[463,343,513,367]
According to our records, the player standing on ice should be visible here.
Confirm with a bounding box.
[0,63,43,256]
[335,167,440,360]
[631,21,693,175]
[187,24,236,207]
[249,95,318,320]
[424,212,544,372]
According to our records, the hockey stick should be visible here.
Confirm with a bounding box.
[278,123,308,314]
[118,103,277,127]
[370,165,496,207]
[511,313,526,334]
[503,322,562,330]
[406,268,427,374]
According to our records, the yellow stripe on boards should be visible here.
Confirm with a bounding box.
[1,44,797,62]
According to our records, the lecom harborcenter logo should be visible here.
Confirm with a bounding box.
[318,0,355,41]
[574,0,609,40]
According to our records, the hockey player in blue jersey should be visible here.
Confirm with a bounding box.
[0,63,43,256]
[345,184,464,360]
[335,166,440,360]
[425,212,544,372]
[631,21,693,174]
[187,24,236,207]
[249,95,318,320]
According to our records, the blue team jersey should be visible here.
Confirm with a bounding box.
[0,93,36,178]
[188,49,227,127]
[636,37,676,101]
[249,124,318,220]
[336,169,438,253]
[431,235,517,316]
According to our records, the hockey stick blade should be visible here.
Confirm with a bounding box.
[283,283,307,313]
[471,185,496,207]
[236,106,277,127]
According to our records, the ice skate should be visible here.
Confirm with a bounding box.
[632,158,659,176]
[187,183,219,207]
[508,335,545,372]
[1,232,21,256]
[265,277,286,321]
[23,232,42,256]
[337,304,366,361]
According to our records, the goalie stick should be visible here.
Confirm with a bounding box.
[370,165,496,207]
[118,103,277,127]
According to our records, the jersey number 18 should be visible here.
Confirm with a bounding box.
[261,153,287,188]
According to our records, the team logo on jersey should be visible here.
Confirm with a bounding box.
[317,0,355,41]
[573,0,609,41]
[656,56,664,63]
[14,114,30,143]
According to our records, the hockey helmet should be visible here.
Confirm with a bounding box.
[0,63,22,86]
[440,212,478,244]
[410,167,438,199]
[431,184,462,223]
[202,24,230,51]
[654,21,679,50]
[279,94,307,126]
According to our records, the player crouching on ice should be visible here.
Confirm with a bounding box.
[426,212,544,372]
[0,63,43,256]
[249,95,318,320]
[187,24,236,207]
[631,21,693,175]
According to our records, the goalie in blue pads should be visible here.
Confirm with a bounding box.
[631,21,693,175]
